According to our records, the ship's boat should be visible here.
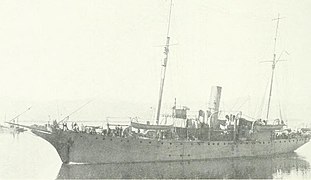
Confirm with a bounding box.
[131,122,173,130]
[6,1,310,164]
[255,124,284,132]
[2,107,31,134]
[301,128,311,132]
[0,124,27,134]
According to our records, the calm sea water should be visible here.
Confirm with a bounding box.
[1,131,311,179]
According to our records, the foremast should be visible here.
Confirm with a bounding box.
[156,0,173,125]
[266,14,283,120]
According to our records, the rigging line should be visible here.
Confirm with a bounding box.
[235,97,250,112]
[57,102,60,121]
[256,79,269,118]
[274,71,284,121]
[221,100,226,114]
[281,64,290,123]
[8,107,32,122]
[58,99,93,125]
[230,98,241,112]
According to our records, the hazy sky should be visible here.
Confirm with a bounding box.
[0,0,310,122]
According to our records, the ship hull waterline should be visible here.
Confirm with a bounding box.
[32,129,310,164]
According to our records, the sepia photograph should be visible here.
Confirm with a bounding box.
[0,0,311,179]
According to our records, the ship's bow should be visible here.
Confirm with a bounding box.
[31,129,72,163]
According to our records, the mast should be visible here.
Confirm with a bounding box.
[266,14,282,120]
[155,0,173,125]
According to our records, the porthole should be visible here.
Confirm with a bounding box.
[110,139,113,141]
[103,138,105,140]
[246,142,248,145]
[188,154,190,156]
[180,155,182,157]
[180,143,183,145]
[224,143,226,145]
[263,142,265,144]
[169,154,171,157]
[127,140,129,142]
[212,143,215,145]
[217,143,219,145]
[161,142,164,144]
[140,141,142,143]
[208,143,210,145]
[170,143,172,145]
[280,141,281,143]
[96,137,98,139]
[149,141,152,144]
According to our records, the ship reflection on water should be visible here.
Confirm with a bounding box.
[57,153,310,179]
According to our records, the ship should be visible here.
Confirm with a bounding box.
[7,1,310,164]
[0,124,26,134]
[0,124,13,133]
[1,107,30,134]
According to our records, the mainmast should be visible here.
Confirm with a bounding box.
[156,0,173,125]
[266,14,282,120]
